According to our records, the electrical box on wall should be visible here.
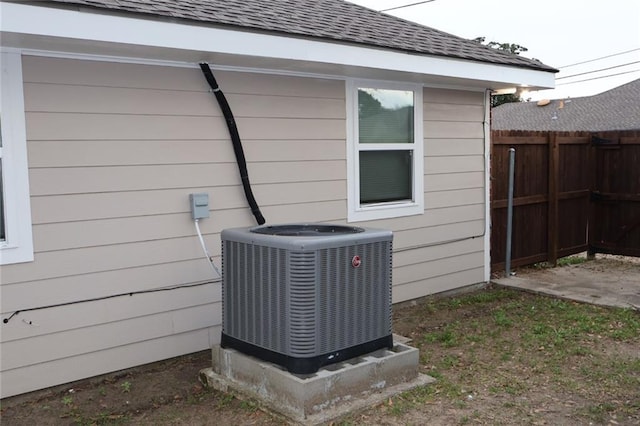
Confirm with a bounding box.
[189,193,210,220]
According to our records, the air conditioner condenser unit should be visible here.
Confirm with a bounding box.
[220,223,393,374]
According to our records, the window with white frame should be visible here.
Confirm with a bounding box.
[0,51,34,265]
[346,80,424,222]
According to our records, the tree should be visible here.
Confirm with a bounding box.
[473,36,529,55]
[473,37,528,107]
[358,89,383,116]
[491,92,521,109]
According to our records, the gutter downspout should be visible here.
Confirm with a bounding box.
[199,63,266,226]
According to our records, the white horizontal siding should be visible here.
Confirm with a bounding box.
[1,56,489,398]
[424,155,484,174]
[2,303,221,370]
[394,251,484,287]
[394,220,485,249]
[424,121,484,139]
[394,237,484,268]
[425,171,485,192]
[29,181,347,225]
[360,204,484,232]
[21,56,345,97]
[1,283,220,342]
[29,160,346,195]
[28,139,346,167]
[428,188,485,208]
[427,138,484,156]
[1,242,221,297]
[23,83,347,118]
[423,87,485,105]
[26,113,347,141]
[394,267,485,303]
[1,327,219,400]
[424,103,484,122]
[31,201,348,253]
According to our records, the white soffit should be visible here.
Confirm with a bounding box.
[0,2,555,90]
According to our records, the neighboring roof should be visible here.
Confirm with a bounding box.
[34,0,555,73]
[492,79,640,132]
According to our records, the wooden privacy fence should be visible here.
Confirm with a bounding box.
[491,130,640,270]
[590,131,640,257]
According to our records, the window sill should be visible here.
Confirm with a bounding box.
[348,202,423,223]
[0,244,34,265]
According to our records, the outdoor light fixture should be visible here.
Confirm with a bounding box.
[491,87,517,95]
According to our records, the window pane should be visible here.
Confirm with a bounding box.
[360,150,412,204]
[358,88,414,144]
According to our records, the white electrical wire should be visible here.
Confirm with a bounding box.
[194,219,222,278]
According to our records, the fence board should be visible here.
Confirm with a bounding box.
[548,133,559,264]
[491,131,593,270]
[589,132,640,256]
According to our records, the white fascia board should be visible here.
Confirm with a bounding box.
[0,2,555,89]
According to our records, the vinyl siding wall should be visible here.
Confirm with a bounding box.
[0,55,486,397]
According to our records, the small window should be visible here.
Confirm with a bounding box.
[347,81,424,222]
[0,51,34,265]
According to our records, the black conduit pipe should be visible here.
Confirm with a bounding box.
[199,63,266,225]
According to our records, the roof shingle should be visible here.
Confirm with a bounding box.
[492,79,640,132]
[34,0,556,72]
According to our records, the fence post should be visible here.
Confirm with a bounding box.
[505,148,515,277]
[548,132,559,266]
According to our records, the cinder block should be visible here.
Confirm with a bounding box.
[202,340,435,425]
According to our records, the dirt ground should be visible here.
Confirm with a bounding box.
[2,255,639,425]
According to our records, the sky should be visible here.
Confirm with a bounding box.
[347,0,640,101]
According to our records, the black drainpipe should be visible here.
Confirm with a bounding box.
[199,63,266,225]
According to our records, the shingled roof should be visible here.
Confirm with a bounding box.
[492,78,640,132]
[36,0,555,72]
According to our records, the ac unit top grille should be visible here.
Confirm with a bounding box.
[223,223,391,251]
[251,224,364,237]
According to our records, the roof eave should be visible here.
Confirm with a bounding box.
[0,2,555,90]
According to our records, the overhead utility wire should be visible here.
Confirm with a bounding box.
[380,0,436,12]
[558,48,640,69]
[556,69,640,86]
[556,60,640,80]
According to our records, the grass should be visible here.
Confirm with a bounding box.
[557,255,588,267]
[530,254,589,269]
[380,288,640,424]
[120,381,131,393]
[3,287,638,426]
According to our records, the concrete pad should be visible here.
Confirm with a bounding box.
[493,256,640,309]
[200,340,434,425]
